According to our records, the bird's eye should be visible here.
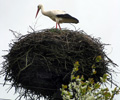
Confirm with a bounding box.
[37,5,40,9]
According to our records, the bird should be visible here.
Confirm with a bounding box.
[35,4,79,30]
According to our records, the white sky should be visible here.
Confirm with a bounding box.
[0,0,120,99]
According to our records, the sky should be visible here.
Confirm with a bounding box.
[0,0,120,99]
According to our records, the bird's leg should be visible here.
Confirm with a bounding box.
[56,23,57,29]
[58,24,61,30]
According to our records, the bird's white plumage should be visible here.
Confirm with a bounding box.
[35,4,79,30]
[49,10,66,15]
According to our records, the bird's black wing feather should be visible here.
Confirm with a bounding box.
[56,14,79,23]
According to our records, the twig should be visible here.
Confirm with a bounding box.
[69,23,77,31]
[9,29,22,38]
[28,26,35,33]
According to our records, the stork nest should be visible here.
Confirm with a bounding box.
[2,29,117,100]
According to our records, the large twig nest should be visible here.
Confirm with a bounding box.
[2,29,117,100]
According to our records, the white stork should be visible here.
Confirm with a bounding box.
[35,4,79,30]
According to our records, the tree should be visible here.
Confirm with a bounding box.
[61,58,120,100]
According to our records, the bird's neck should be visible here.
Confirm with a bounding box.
[41,5,48,16]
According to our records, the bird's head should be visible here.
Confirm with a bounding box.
[35,4,43,18]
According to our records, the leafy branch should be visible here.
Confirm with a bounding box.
[61,56,120,100]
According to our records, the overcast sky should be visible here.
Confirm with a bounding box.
[0,0,120,99]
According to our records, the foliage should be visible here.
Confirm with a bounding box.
[61,56,120,100]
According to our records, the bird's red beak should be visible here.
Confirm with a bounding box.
[35,8,40,18]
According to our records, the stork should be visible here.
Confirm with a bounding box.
[35,4,79,30]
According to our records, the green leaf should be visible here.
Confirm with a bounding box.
[94,83,100,89]
[96,55,102,62]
